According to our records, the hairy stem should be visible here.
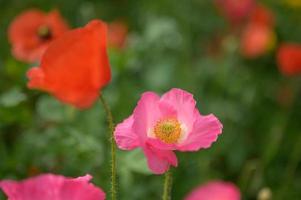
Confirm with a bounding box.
[100,94,117,200]
[162,170,173,200]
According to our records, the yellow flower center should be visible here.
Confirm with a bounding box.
[154,118,181,144]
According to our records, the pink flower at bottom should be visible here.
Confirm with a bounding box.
[114,88,223,174]
[0,174,105,200]
[185,181,241,200]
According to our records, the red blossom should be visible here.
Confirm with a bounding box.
[249,4,274,27]
[108,21,128,49]
[240,5,275,58]
[8,9,69,63]
[277,43,301,76]
[215,0,255,25]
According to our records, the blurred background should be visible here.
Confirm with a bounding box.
[0,0,301,199]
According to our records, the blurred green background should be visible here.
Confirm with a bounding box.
[1,0,301,199]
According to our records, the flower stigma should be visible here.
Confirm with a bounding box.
[154,118,182,144]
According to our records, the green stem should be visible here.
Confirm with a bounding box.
[99,94,117,200]
[162,170,173,200]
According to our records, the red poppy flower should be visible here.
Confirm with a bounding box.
[240,4,275,58]
[249,5,274,27]
[27,20,111,109]
[108,21,128,49]
[277,43,301,76]
[8,9,69,63]
[240,24,275,58]
[215,0,255,25]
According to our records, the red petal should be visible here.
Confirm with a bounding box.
[27,20,111,109]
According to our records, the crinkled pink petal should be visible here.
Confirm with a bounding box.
[0,174,105,200]
[159,88,196,133]
[59,175,105,200]
[185,181,241,200]
[158,100,177,117]
[179,113,223,151]
[132,92,161,141]
[114,115,140,150]
[146,138,177,150]
[143,145,178,174]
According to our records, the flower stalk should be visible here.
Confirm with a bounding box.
[100,94,117,200]
[162,170,173,200]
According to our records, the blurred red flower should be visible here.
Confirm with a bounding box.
[240,24,274,58]
[8,9,69,63]
[249,4,274,27]
[277,43,301,76]
[240,5,275,58]
[108,21,128,49]
[27,20,111,109]
[215,0,255,25]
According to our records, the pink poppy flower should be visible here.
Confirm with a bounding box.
[185,181,241,200]
[114,88,223,174]
[0,174,105,200]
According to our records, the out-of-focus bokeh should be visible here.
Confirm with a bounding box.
[0,0,301,199]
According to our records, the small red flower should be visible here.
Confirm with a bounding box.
[27,20,111,109]
[240,5,275,58]
[277,43,301,76]
[8,9,69,63]
[215,0,255,25]
[240,24,274,58]
[249,4,274,27]
[108,21,128,49]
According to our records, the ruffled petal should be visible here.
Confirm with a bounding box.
[0,181,19,199]
[143,145,178,174]
[0,174,105,200]
[159,88,196,132]
[178,113,223,151]
[132,92,161,141]
[114,115,140,150]
[60,175,105,200]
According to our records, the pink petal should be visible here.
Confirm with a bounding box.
[60,175,105,200]
[158,100,177,117]
[0,181,21,200]
[185,181,241,200]
[132,92,161,141]
[160,88,196,132]
[114,115,140,150]
[178,113,223,151]
[0,174,65,200]
[143,144,178,174]
[0,174,105,200]
[146,138,177,150]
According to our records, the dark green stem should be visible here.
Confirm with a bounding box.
[162,170,173,200]
[100,94,117,200]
